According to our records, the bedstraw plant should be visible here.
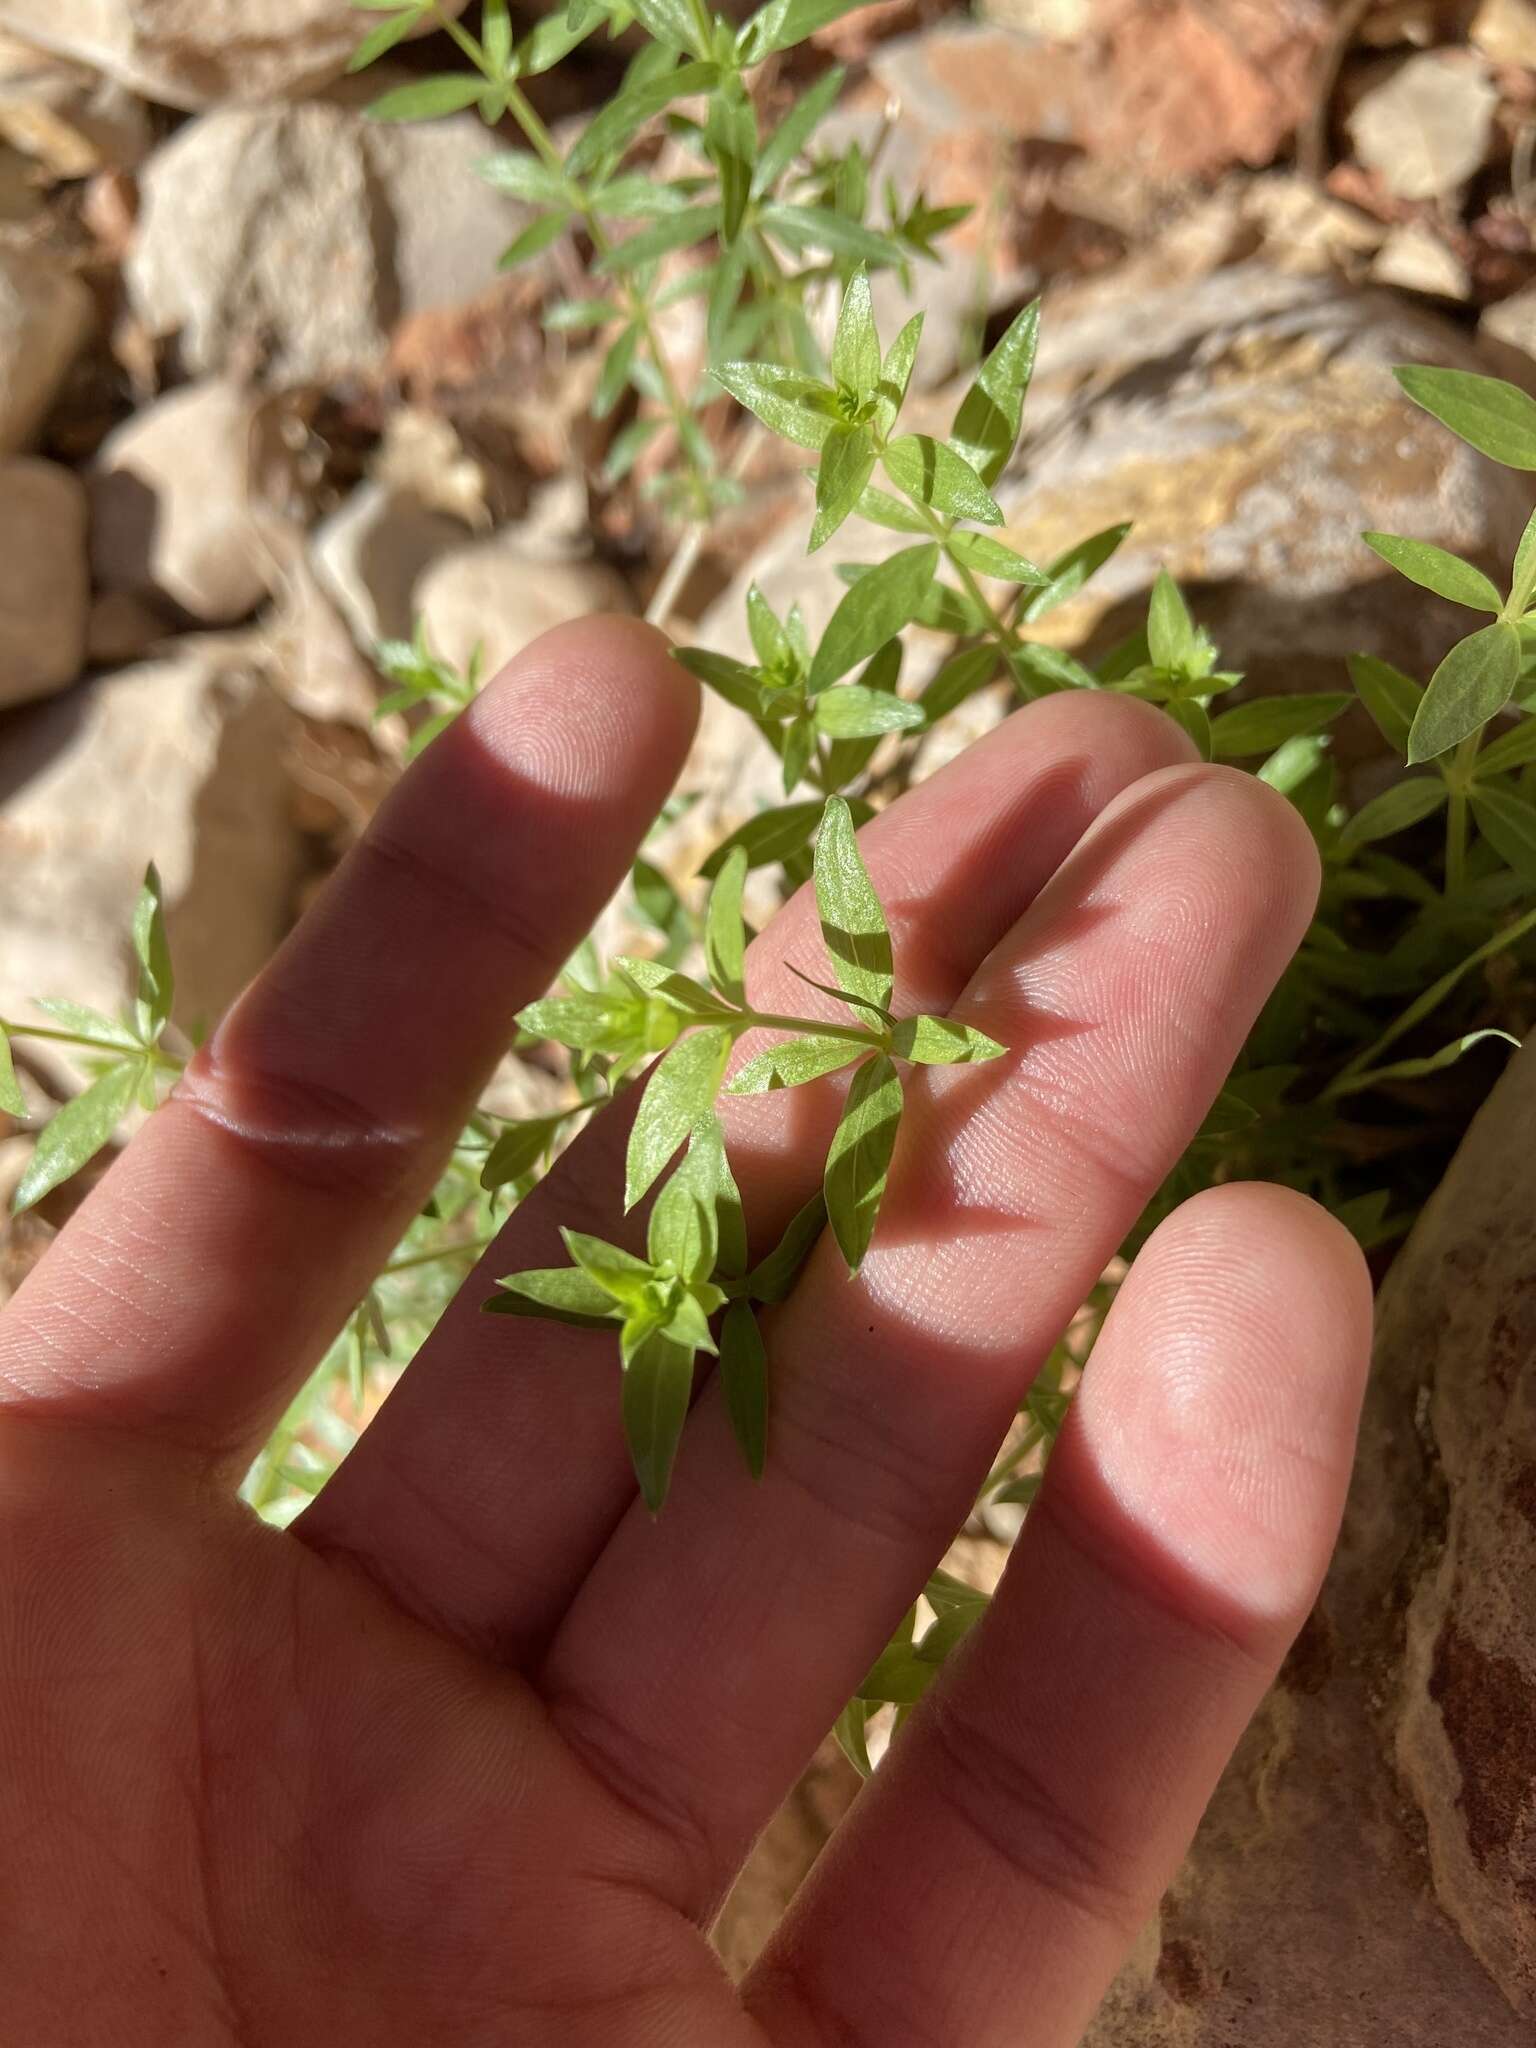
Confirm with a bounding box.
[7,0,1536,1764]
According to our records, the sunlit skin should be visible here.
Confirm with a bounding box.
[0,618,1370,2046]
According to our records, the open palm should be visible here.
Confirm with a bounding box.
[0,619,1370,2047]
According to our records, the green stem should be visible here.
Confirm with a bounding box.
[898,492,1020,672]
[1443,731,1481,896]
[500,77,714,521]
[736,1008,884,1048]
[381,1235,498,1277]
[1327,901,1536,1094]
[0,1019,183,1069]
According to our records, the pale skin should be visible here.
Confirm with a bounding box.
[0,618,1372,2046]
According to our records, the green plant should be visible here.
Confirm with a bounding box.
[5,0,1536,1768]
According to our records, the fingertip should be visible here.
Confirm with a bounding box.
[1064,1178,1372,1644]
[463,611,699,805]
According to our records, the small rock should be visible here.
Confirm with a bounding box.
[1347,52,1499,202]
[978,0,1090,35]
[415,527,633,681]
[0,457,86,706]
[126,100,523,385]
[1371,221,1472,300]
[0,32,149,176]
[0,639,299,1049]
[310,483,472,650]
[1480,285,1536,378]
[1471,0,1536,68]
[0,242,92,454]
[0,0,465,113]
[89,379,274,625]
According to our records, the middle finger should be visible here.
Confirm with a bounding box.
[299,691,1192,1660]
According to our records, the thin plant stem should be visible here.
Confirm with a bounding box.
[1328,901,1536,1093]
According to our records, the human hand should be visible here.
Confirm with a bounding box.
[0,618,1370,2046]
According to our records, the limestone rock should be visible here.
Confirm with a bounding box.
[1471,0,1536,68]
[0,639,299,1052]
[414,527,633,682]
[126,100,520,385]
[310,483,472,651]
[0,0,465,113]
[0,457,86,706]
[1347,52,1499,202]
[89,379,273,625]
[0,242,92,454]
[996,263,1533,712]
[1084,1038,1536,2042]
[1371,222,1471,301]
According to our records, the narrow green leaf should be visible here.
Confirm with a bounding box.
[367,74,487,122]
[752,65,843,194]
[32,997,137,1047]
[1395,364,1536,470]
[698,800,828,877]
[813,686,925,738]
[347,9,420,73]
[727,1034,867,1094]
[760,202,902,267]
[676,647,765,714]
[622,1329,695,1513]
[1408,622,1522,763]
[567,61,720,178]
[132,862,174,1043]
[1474,714,1536,777]
[647,1137,721,1284]
[833,1697,874,1777]
[1146,569,1197,672]
[807,544,939,693]
[704,846,749,1005]
[480,151,569,203]
[824,1053,903,1272]
[890,1015,1005,1065]
[812,425,877,551]
[814,796,893,1015]
[883,435,1003,526]
[596,203,722,274]
[784,961,892,1027]
[855,486,930,534]
[628,0,705,53]
[875,315,924,434]
[948,298,1040,486]
[562,1230,657,1310]
[720,1300,768,1479]
[744,1191,827,1302]
[13,1060,140,1214]
[1348,652,1422,756]
[1512,504,1536,614]
[921,645,1001,721]
[0,1024,22,1117]
[739,0,867,60]
[500,210,573,271]
[714,361,836,450]
[1209,693,1352,759]
[625,1025,732,1209]
[1472,785,1536,879]
[616,958,735,1019]
[832,267,880,403]
[946,531,1046,584]
[521,8,596,73]
[481,1111,571,1189]
[484,1265,618,1327]
[1335,776,1448,856]
[1019,523,1131,623]
[1362,532,1502,613]
[1332,1028,1518,1099]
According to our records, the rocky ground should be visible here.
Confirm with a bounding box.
[1,0,1535,2022]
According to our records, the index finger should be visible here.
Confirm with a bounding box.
[0,618,698,1467]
